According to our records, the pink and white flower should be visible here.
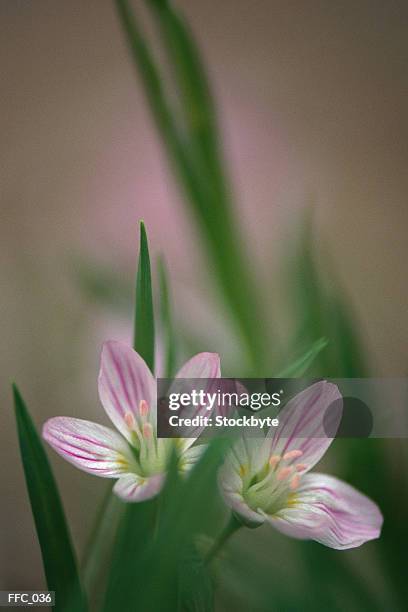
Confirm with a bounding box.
[219,381,383,549]
[43,340,220,502]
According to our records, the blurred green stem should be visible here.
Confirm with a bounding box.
[81,487,122,602]
[205,514,241,565]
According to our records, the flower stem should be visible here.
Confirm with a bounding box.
[204,514,242,565]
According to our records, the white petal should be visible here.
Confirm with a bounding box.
[42,417,135,477]
[98,340,156,442]
[175,352,221,379]
[267,381,342,471]
[221,488,265,527]
[218,456,265,527]
[179,443,207,473]
[267,473,383,549]
[113,473,164,502]
[167,352,221,447]
[230,436,268,481]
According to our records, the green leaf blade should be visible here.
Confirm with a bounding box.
[158,256,177,377]
[134,221,155,371]
[178,543,214,612]
[115,0,266,371]
[13,385,87,612]
[147,0,224,195]
[102,498,158,612]
[276,337,328,378]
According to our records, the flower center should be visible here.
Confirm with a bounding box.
[124,401,170,477]
[243,449,307,515]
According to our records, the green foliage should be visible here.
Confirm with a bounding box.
[278,217,408,610]
[115,0,266,371]
[158,256,177,377]
[81,487,123,610]
[103,439,229,612]
[178,544,214,612]
[12,2,405,611]
[285,215,369,378]
[102,496,159,611]
[352,440,408,610]
[82,221,156,608]
[276,337,328,377]
[135,221,155,370]
[13,385,87,612]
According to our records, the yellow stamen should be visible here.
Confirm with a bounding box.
[287,493,298,507]
[239,464,247,477]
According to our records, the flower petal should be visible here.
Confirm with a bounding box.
[218,447,266,527]
[175,352,221,379]
[220,487,265,527]
[113,473,164,502]
[178,443,207,473]
[230,436,269,482]
[170,352,221,449]
[98,340,156,442]
[267,473,383,549]
[267,381,342,471]
[42,417,135,477]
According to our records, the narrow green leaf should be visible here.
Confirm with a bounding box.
[178,543,214,612]
[103,450,183,612]
[81,487,123,610]
[13,385,87,612]
[102,498,158,612]
[134,221,155,370]
[158,256,177,377]
[281,215,386,609]
[93,222,156,612]
[115,0,266,371]
[326,291,369,377]
[115,0,195,197]
[151,438,229,612]
[160,437,230,543]
[146,0,226,200]
[276,337,328,377]
[104,438,229,612]
[286,213,368,377]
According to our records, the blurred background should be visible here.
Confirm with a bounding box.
[1,0,408,608]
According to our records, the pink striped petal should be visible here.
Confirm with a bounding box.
[169,352,221,448]
[267,381,342,471]
[113,473,164,502]
[268,473,383,549]
[98,341,156,442]
[42,417,135,477]
[175,352,221,379]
